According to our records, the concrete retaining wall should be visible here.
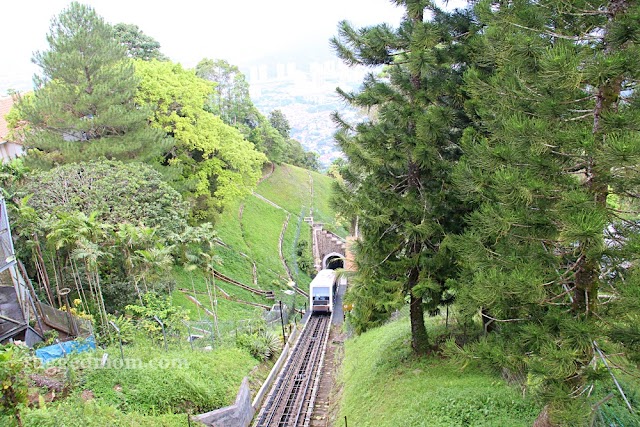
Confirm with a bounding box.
[194,324,303,427]
[195,377,254,427]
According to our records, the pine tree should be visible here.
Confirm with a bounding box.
[331,2,479,354]
[449,0,640,422]
[17,2,163,166]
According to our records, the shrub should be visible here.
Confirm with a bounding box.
[237,330,281,361]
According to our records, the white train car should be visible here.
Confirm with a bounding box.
[309,269,337,314]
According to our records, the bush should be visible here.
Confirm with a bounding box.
[16,399,186,427]
[82,345,256,414]
[0,345,30,426]
[237,330,281,361]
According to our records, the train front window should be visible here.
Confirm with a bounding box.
[312,287,330,304]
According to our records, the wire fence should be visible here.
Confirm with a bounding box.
[98,304,298,354]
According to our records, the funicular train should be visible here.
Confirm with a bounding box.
[309,269,338,314]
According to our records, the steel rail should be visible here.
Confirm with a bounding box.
[254,315,330,427]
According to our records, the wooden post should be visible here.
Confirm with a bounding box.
[279,300,287,343]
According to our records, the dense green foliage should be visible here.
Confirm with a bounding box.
[195,59,319,167]
[196,58,254,128]
[445,0,640,423]
[82,345,256,414]
[17,400,186,427]
[18,160,188,235]
[0,3,336,426]
[15,2,164,166]
[335,0,640,423]
[4,161,223,330]
[0,346,30,426]
[134,59,266,220]
[113,23,168,61]
[0,339,260,427]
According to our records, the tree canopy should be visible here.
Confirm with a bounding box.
[332,2,477,354]
[195,58,253,126]
[113,23,168,61]
[134,60,266,221]
[16,2,164,167]
[20,159,188,235]
[336,0,640,423]
[445,0,640,422]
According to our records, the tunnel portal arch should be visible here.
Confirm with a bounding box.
[322,252,344,270]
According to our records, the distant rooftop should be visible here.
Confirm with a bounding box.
[0,96,15,141]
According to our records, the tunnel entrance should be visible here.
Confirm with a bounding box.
[322,253,344,270]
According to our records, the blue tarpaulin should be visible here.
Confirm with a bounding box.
[35,335,96,364]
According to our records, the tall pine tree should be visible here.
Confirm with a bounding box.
[17,2,163,166]
[449,0,640,422]
[332,1,478,354]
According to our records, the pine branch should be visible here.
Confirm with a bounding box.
[509,22,601,42]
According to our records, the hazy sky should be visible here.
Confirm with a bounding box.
[0,0,468,94]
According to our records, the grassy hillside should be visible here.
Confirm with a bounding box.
[338,314,541,427]
[173,163,343,323]
[256,163,313,216]
[255,163,347,236]
[6,339,260,427]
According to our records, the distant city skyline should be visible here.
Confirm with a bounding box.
[0,0,403,94]
[0,0,468,95]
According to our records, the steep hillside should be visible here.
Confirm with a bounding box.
[337,314,541,427]
[172,163,343,324]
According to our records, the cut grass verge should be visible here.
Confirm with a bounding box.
[338,315,541,427]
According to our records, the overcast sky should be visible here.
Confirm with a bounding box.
[0,0,468,94]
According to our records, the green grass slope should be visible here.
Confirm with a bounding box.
[256,163,347,235]
[338,315,541,427]
[6,338,261,427]
[172,163,343,325]
[256,163,313,216]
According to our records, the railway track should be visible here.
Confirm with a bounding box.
[254,314,331,427]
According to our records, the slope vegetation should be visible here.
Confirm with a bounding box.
[174,163,343,322]
[338,314,541,427]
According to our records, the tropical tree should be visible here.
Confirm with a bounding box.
[195,58,291,163]
[116,223,161,304]
[113,23,168,61]
[19,160,189,236]
[269,109,291,139]
[134,60,266,220]
[14,2,164,166]
[9,160,190,315]
[195,58,253,126]
[331,2,478,354]
[48,211,112,329]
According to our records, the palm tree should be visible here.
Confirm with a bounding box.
[49,211,111,328]
[13,197,55,306]
[198,246,222,338]
[116,223,159,305]
[133,244,174,293]
[72,238,110,329]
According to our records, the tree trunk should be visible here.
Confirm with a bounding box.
[408,266,429,355]
[532,405,557,427]
[33,236,54,306]
[481,308,496,334]
[573,0,628,316]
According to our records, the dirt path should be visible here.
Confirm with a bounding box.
[279,213,294,282]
